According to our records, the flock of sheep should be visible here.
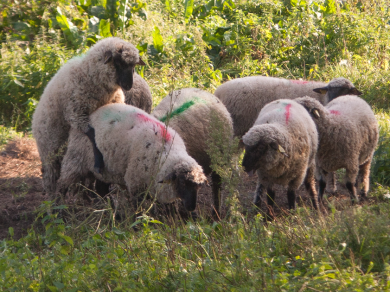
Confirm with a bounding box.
[31,37,379,220]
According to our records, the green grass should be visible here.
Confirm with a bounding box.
[2,0,390,290]
[3,201,390,291]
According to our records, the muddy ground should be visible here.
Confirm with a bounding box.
[0,137,353,240]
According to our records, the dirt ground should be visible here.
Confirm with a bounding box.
[0,137,353,240]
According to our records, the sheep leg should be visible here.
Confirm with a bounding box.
[266,187,276,220]
[304,167,319,210]
[286,189,296,210]
[325,172,337,194]
[211,171,222,219]
[346,168,359,204]
[41,153,62,199]
[85,125,105,174]
[358,160,371,200]
[253,183,265,208]
[318,169,328,204]
[95,179,111,197]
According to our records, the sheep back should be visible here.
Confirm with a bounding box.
[214,76,327,137]
[296,95,378,173]
[152,88,233,175]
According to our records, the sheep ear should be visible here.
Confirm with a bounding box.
[350,88,362,96]
[313,87,328,94]
[312,108,320,118]
[158,172,177,183]
[104,51,113,64]
[136,57,146,66]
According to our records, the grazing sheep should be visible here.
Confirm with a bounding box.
[214,76,361,138]
[124,72,153,114]
[57,103,207,211]
[152,88,234,217]
[32,37,145,198]
[241,99,319,218]
[295,95,378,203]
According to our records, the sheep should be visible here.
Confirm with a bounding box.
[215,76,361,194]
[241,99,319,218]
[295,95,379,203]
[124,72,153,114]
[214,76,361,138]
[152,88,234,218]
[32,37,145,198]
[57,103,207,211]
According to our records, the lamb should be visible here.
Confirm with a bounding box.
[124,72,153,114]
[215,76,361,193]
[295,95,379,203]
[57,103,207,211]
[32,37,145,198]
[152,88,234,217]
[241,99,319,218]
[214,76,361,138]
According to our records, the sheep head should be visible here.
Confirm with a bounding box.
[313,77,362,102]
[159,165,206,211]
[242,124,289,175]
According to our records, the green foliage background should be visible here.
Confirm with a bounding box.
[1,1,390,290]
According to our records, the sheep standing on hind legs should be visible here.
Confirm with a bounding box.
[152,88,234,219]
[32,37,145,199]
[295,95,379,204]
[241,99,319,219]
[57,104,207,212]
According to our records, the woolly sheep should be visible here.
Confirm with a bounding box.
[241,99,319,217]
[124,72,153,114]
[214,76,361,138]
[152,88,234,217]
[57,103,207,211]
[32,37,145,198]
[215,76,361,194]
[295,95,378,203]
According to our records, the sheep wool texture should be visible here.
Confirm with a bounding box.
[57,104,206,204]
[295,95,378,200]
[215,76,328,138]
[124,73,152,114]
[152,88,233,175]
[243,99,318,190]
[32,37,141,196]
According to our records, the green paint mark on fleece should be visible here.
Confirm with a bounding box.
[159,97,206,122]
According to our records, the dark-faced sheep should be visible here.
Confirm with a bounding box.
[32,37,145,198]
[57,103,207,211]
[242,99,319,219]
[152,88,234,218]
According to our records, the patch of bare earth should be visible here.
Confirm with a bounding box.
[0,137,354,240]
[0,137,44,240]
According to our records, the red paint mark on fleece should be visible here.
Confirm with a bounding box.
[137,113,172,141]
[290,80,309,85]
[330,110,341,115]
[285,104,292,125]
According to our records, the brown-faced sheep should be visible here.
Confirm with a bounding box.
[295,95,378,203]
[32,37,145,198]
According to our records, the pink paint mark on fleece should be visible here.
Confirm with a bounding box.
[285,104,292,125]
[137,113,172,141]
[330,110,341,115]
[290,80,309,85]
